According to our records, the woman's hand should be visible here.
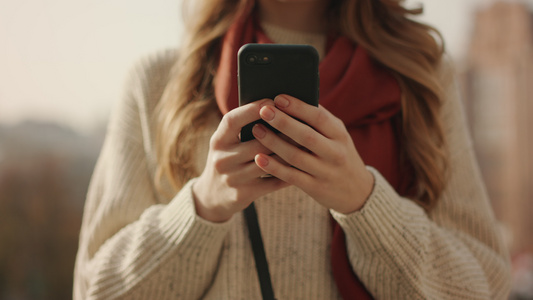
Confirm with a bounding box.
[252,94,374,214]
[193,99,289,223]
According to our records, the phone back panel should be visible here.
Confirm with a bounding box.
[238,44,319,141]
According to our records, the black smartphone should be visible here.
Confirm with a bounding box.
[238,43,319,142]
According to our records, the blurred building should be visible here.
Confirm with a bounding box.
[462,1,533,255]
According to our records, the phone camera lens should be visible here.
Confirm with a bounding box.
[246,55,258,64]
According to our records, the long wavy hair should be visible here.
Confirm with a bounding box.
[155,0,448,210]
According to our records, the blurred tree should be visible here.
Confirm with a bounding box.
[0,154,83,299]
[0,120,103,299]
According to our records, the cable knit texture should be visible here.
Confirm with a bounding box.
[74,38,512,300]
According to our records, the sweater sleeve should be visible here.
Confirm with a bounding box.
[73,52,232,300]
[331,63,512,299]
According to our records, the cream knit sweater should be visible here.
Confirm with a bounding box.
[74,29,511,299]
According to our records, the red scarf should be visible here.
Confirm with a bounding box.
[215,7,406,300]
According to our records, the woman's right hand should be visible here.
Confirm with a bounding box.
[192,99,290,223]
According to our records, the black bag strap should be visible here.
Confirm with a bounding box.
[243,202,277,300]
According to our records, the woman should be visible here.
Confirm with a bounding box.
[74,0,511,299]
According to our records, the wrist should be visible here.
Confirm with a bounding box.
[335,168,375,214]
[192,180,234,223]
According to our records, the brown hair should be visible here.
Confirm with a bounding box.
[155,0,448,209]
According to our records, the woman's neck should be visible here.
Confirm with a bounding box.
[257,0,329,34]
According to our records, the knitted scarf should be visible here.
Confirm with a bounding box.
[214,7,404,300]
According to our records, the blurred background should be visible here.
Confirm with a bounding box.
[1,0,532,299]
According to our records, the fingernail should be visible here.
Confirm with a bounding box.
[252,124,267,139]
[275,95,289,108]
[255,154,269,167]
[260,106,275,121]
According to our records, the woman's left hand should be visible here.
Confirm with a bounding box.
[252,94,374,214]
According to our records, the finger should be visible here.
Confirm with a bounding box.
[220,159,274,186]
[241,161,275,182]
[252,124,322,175]
[232,139,275,164]
[270,153,291,167]
[257,105,334,158]
[273,94,344,139]
[232,162,292,194]
[213,141,276,174]
[213,99,274,147]
[254,153,313,188]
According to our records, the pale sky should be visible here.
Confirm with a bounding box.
[1,0,531,133]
